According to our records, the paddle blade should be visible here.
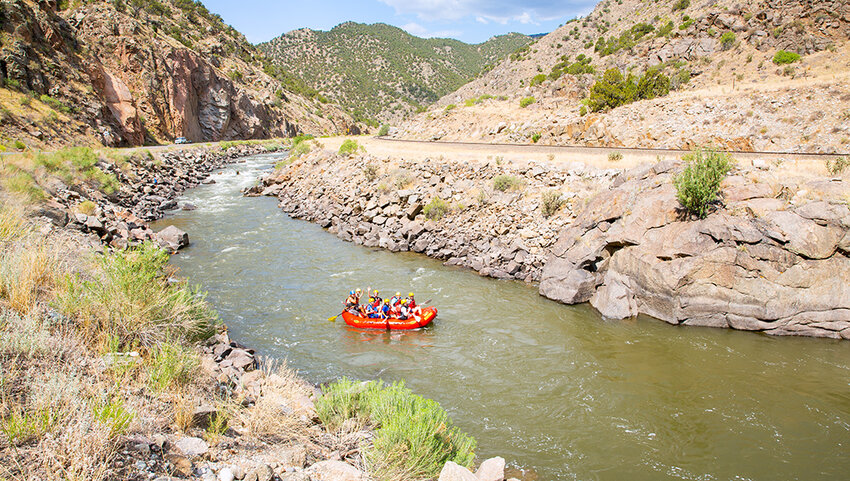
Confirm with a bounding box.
[328,315,339,322]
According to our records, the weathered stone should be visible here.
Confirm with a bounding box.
[306,460,364,481]
[165,454,193,477]
[174,436,208,457]
[439,462,478,481]
[155,225,190,251]
[475,457,506,481]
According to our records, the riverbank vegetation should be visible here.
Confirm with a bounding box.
[317,378,475,480]
[673,148,735,218]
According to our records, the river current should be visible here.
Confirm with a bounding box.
[152,153,850,480]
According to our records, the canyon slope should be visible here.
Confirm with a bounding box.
[0,0,357,150]
[258,23,532,125]
[394,0,850,154]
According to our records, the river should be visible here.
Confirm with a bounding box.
[152,153,850,480]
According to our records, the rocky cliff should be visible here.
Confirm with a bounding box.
[0,0,357,150]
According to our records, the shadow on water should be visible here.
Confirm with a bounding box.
[153,153,850,481]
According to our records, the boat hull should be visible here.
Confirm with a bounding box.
[341,306,437,330]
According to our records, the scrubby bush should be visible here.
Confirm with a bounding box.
[423,197,449,220]
[444,104,456,112]
[316,378,475,480]
[54,242,219,348]
[541,191,563,218]
[363,163,379,182]
[673,148,735,218]
[338,139,360,156]
[531,133,541,143]
[378,124,390,136]
[825,156,849,175]
[672,0,690,11]
[720,32,736,50]
[589,68,670,112]
[493,174,523,192]
[773,50,800,65]
[608,151,623,162]
[530,73,547,86]
[519,96,536,108]
[39,95,72,114]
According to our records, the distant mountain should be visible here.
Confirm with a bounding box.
[258,23,533,125]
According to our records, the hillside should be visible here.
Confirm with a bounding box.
[394,0,850,154]
[0,0,357,151]
[258,22,532,124]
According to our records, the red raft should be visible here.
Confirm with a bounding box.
[341,306,437,330]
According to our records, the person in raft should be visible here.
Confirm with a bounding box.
[345,290,420,320]
[344,290,359,313]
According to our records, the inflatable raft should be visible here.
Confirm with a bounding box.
[341,306,437,330]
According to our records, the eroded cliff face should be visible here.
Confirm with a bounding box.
[539,162,850,339]
[0,0,355,148]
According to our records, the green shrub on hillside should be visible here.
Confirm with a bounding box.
[530,74,547,86]
[672,0,690,11]
[608,151,623,162]
[519,96,536,108]
[825,156,849,175]
[720,32,736,50]
[338,139,361,156]
[444,104,456,112]
[589,68,670,112]
[316,378,475,480]
[673,148,735,219]
[493,174,523,192]
[378,124,390,136]
[773,50,800,65]
[541,191,564,218]
[423,197,449,220]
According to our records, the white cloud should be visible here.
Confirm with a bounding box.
[475,16,488,24]
[401,22,462,38]
[379,0,595,24]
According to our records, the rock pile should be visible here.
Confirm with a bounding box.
[259,150,616,282]
[35,144,275,251]
[540,161,850,338]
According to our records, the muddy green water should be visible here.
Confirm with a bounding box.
[152,154,850,480]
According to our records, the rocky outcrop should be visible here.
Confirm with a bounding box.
[540,162,850,339]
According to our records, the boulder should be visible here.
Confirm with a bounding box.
[475,457,506,481]
[439,462,478,481]
[173,436,208,457]
[155,225,190,251]
[306,460,365,481]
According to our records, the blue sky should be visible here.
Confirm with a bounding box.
[202,0,598,44]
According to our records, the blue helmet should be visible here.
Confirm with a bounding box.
[350,290,355,295]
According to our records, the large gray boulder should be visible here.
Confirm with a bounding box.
[154,225,189,251]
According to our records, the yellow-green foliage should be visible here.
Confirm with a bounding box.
[316,378,476,480]
[493,174,523,192]
[673,148,735,218]
[338,139,361,156]
[519,96,536,108]
[146,341,199,393]
[423,197,449,220]
[825,156,848,175]
[54,242,218,349]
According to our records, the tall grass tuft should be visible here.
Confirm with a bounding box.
[54,242,218,349]
[673,148,735,219]
[316,378,476,480]
[146,341,199,393]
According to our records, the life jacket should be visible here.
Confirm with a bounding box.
[345,295,358,307]
[390,304,402,317]
[407,297,417,308]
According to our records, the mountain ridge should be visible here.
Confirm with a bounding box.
[258,22,533,124]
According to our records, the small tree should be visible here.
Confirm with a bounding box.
[338,139,360,156]
[673,148,735,219]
